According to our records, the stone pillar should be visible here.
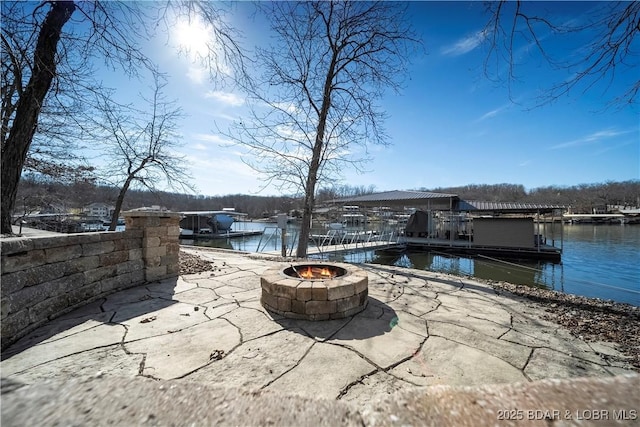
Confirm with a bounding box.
[123,210,181,282]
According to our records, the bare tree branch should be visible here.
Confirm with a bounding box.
[483,1,640,108]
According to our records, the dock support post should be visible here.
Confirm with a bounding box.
[277,213,288,258]
[281,228,287,257]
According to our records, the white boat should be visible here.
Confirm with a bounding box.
[179,228,194,237]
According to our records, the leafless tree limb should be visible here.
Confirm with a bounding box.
[483,1,640,108]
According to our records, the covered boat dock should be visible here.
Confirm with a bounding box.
[179,211,263,239]
[331,191,566,262]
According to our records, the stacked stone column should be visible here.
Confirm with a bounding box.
[123,211,181,282]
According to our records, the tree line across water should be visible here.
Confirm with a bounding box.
[16,177,640,220]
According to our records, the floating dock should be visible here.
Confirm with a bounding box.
[179,230,263,240]
[399,237,562,262]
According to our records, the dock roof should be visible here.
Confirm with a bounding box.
[331,190,565,213]
[332,190,458,206]
[456,200,566,213]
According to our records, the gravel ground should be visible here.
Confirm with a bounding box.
[178,249,639,371]
[179,250,214,275]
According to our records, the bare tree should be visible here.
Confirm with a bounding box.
[483,1,640,107]
[1,1,77,234]
[95,73,189,231]
[1,1,246,234]
[224,1,419,257]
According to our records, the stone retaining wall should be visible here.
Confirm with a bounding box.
[1,211,181,350]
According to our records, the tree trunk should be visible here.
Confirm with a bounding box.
[296,186,315,258]
[109,177,133,231]
[295,48,338,257]
[296,131,326,258]
[1,1,75,234]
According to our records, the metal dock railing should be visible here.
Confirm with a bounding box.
[261,228,404,257]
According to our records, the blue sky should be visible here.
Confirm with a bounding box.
[101,1,639,197]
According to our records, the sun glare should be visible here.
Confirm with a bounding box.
[174,17,212,60]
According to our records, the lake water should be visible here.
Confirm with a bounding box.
[182,222,640,306]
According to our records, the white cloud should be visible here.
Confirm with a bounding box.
[475,105,509,122]
[204,91,245,107]
[479,109,501,121]
[441,30,487,56]
[549,128,632,150]
[212,112,239,122]
[471,103,512,124]
[192,133,231,145]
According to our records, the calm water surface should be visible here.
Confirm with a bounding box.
[183,223,640,306]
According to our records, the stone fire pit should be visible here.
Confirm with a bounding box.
[260,262,368,320]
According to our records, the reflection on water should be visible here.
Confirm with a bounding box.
[182,222,640,306]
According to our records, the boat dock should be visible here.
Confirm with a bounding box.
[264,238,560,262]
[179,230,264,240]
[400,237,562,262]
[562,213,625,224]
[261,227,562,262]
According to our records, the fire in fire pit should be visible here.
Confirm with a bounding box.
[284,264,347,280]
[261,262,368,320]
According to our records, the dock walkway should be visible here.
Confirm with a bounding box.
[264,240,403,257]
[180,230,264,240]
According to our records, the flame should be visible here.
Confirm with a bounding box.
[299,266,314,279]
[297,266,336,279]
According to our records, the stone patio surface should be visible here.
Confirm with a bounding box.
[2,247,638,425]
